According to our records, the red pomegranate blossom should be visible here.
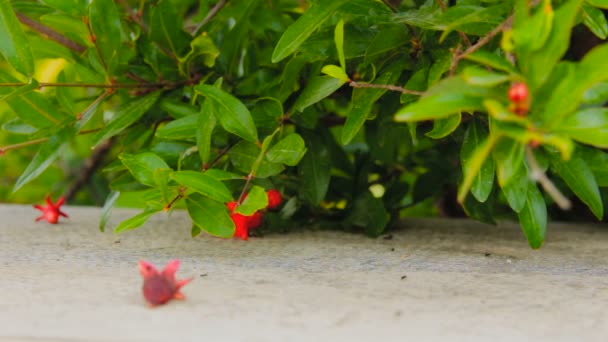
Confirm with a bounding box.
[266,189,283,210]
[34,195,68,224]
[139,259,192,307]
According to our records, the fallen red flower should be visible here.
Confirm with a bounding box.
[33,195,68,224]
[139,259,192,307]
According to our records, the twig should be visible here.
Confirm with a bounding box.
[0,128,101,155]
[64,138,114,201]
[349,81,424,95]
[203,143,236,171]
[449,43,462,76]
[525,146,572,210]
[459,16,513,60]
[117,0,148,32]
[15,12,86,54]
[192,0,229,35]
[84,16,107,71]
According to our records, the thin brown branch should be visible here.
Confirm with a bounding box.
[0,128,101,155]
[460,16,513,60]
[435,0,471,47]
[349,81,424,95]
[192,0,229,35]
[64,138,114,201]
[203,143,236,171]
[525,146,572,210]
[15,12,86,54]
[84,16,107,71]
[449,43,462,76]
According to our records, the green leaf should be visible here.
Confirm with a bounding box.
[156,114,198,140]
[321,65,349,83]
[1,118,37,135]
[462,67,511,86]
[345,191,389,237]
[150,0,189,58]
[204,169,243,181]
[512,0,553,52]
[520,0,583,90]
[577,146,608,186]
[493,138,525,187]
[171,170,233,203]
[549,154,604,219]
[186,193,234,238]
[298,131,331,205]
[460,119,496,203]
[93,91,161,146]
[293,76,346,112]
[160,98,199,119]
[119,152,171,187]
[395,77,489,122]
[179,33,220,72]
[364,25,409,64]
[342,60,406,144]
[195,84,258,142]
[335,19,346,71]
[0,1,35,76]
[555,107,608,148]
[197,100,217,166]
[114,207,160,234]
[251,97,282,129]
[229,141,284,178]
[518,184,547,249]
[464,50,518,74]
[41,0,87,16]
[13,127,74,193]
[463,194,496,225]
[271,0,348,63]
[154,168,173,205]
[501,163,529,213]
[99,191,120,232]
[582,3,608,39]
[425,113,461,139]
[89,0,122,74]
[582,81,608,104]
[235,185,268,215]
[267,133,307,166]
[483,99,529,125]
[75,91,110,132]
[0,78,38,103]
[587,0,608,8]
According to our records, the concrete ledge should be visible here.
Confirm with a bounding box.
[1,205,607,341]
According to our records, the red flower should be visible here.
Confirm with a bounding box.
[248,211,264,229]
[34,195,68,224]
[139,259,192,307]
[231,213,250,240]
[266,189,282,210]
[508,82,529,103]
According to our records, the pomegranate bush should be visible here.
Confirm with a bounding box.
[0,0,606,247]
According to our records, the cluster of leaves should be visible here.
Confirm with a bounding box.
[0,0,606,247]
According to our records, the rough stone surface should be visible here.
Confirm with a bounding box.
[0,204,607,341]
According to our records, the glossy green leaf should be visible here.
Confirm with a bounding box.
[204,169,243,181]
[153,168,173,205]
[342,60,406,144]
[425,113,461,139]
[438,4,510,42]
[235,185,268,216]
[119,152,171,187]
[484,99,529,125]
[0,1,34,76]
[501,163,529,213]
[267,133,307,166]
[229,141,284,178]
[460,120,496,203]
[114,207,160,234]
[271,0,348,63]
[197,100,217,166]
[5,91,69,129]
[156,114,198,140]
[518,184,546,249]
[493,138,525,187]
[395,77,489,122]
[1,118,37,135]
[186,193,234,238]
[400,66,429,105]
[464,50,518,74]
[13,126,74,193]
[75,91,110,132]
[555,108,608,148]
[150,0,189,58]
[321,65,349,83]
[179,33,220,72]
[171,171,233,203]
[99,191,120,232]
[335,19,346,70]
[549,154,604,219]
[195,84,258,142]
[462,67,511,86]
[89,0,122,74]
[93,91,161,146]
[41,0,87,16]
[364,25,409,64]
[577,147,608,186]
[587,0,608,8]
[582,81,608,104]
[293,76,346,112]
[160,98,199,119]
[298,131,331,205]
[582,3,608,39]
[512,0,553,52]
[251,97,282,129]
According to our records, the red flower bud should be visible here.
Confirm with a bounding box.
[266,189,282,210]
[508,82,529,103]
[34,195,68,224]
